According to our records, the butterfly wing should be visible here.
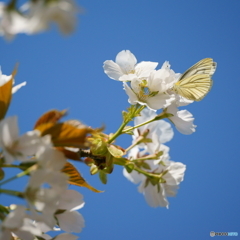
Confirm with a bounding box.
[173,58,216,101]
[180,58,217,80]
[174,74,213,101]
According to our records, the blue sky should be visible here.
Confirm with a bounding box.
[1,0,240,239]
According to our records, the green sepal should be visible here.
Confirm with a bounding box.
[99,171,107,184]
[125,162,135,173]
[104,152,114,174]
[107,144,124,158]
[113,157,129,166]
[139,162,151,170]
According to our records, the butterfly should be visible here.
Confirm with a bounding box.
[173,58,217,101]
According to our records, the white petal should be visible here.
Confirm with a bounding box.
[146,94,172,111]
[139,183,169,208]
[56,211,85,233]
[167,104,196,135]
[0,116,19,146]
[13,230,35,240]
[12,81,27,94]
[135,61,158,79]
[119,73,138,81]
[0,229,12,240]
[14,130,41,158]
[123,168,145,184]
[20,218,42,236]
[103,60,124,80]
[3,205,25,229]
[58,190,85,211]
[154,120,174,144]
[115,50,137,73]
[37,147,66,171]
[164,162,186,185]
[123,82,138,105]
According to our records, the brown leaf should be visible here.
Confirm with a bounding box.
[0,66,17,120]
[62,162,103,192]
[36,122,91,148]
[34,109,67,129]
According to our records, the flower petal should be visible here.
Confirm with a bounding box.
[103,60,124,80]
[56,211,85,233]
[135,61,158,79]
[123,82,138,105]
[115,50,137,73]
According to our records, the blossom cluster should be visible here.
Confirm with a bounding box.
[0,47,215,239]
[102,50,195,207]
[0,70,84,239]
[123,109,186,208]
[103,50,197,135]
[0,0,78,40]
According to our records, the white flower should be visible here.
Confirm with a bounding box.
[132,108,174,153]
[0,3,28,40]
[56,189,85,233]
[103,50,158,81]
[0,67,26,94]
[124,143,186,208]
[0,205,43,240]
[123,62,176,110]
[0,116,44,164]
[24,147,69,229]
[24,0,78,35]
[167,102,197,135]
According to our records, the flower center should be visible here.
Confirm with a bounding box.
[137,80,159,102]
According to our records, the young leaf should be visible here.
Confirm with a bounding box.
[122,105,145,123]
[0,65,17,120]
[34,109,67,129]
[36,122,91,148]
[62,162,103,193]
[99,171,107,184]
[0,78,13,120]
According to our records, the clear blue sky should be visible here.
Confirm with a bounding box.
[1,0,240,239]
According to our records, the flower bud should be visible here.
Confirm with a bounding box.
[90,138,108,156]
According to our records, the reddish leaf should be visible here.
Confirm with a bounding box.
[36,122,91,148]
[34,109,67,129]
[0,66,17,120]
[62,162,103,192]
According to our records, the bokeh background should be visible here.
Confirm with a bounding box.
[1,0,240,239]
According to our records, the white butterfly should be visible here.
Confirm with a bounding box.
[173,58,217,101]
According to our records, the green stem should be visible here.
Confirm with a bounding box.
[0,189,24,198]
[108,104,145,144]
[107,121,128,144]
[122,117,156,133]
[133,165,160,179]
[0,164,36,187]
[125,137,144,153]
